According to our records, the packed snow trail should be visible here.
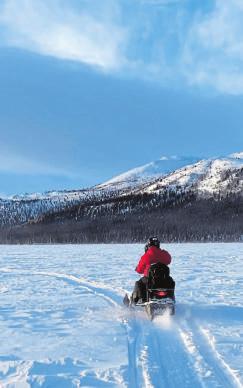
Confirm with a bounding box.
[3,268,239,388]
[179,316,242,387]
[0,243,242,387]
[40,271,202,387]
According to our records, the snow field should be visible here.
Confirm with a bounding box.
[0,243,242,387]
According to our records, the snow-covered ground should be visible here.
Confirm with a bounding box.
[0,244,242,388]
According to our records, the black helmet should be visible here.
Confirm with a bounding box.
[145,236,160,251]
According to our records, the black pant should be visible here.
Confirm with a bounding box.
[132,277,147,303]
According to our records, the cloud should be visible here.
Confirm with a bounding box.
[0,145,73,177]
[181,0,243,94]
[1,0,243,94]
[134,0,243,95]
[0,0,127,70]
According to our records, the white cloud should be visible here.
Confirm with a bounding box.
[0,0,127,70]
[0,145,73,177]
[1,0,243,94]
[181,0,243,94]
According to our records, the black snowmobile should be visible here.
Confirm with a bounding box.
[124,262,175,320]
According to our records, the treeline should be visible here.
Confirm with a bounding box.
[1,189,243,243]
[0,188,124,227]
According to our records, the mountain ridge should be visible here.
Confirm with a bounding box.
[2,152,243,201]
[1,152,243,243]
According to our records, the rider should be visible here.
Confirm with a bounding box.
[132,237,172,303]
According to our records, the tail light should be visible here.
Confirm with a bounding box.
[155,291,167,297]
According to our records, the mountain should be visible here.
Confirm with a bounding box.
[0,189,92,227]
[97,156,199,190]
[0,155,199,227]
[141,153,243,196]
[1,152,243,243]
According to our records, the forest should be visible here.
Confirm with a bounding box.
[1,188,243,243]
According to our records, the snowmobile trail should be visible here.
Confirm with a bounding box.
[47,272,153,388]
[1,267,241,388]
[0,268,125,306]
[0,268,135,387]
[179,316,242,388]
[135,315,203,388]
[125,305,242,388]
[35,271,123,307]
[122,305,204,388]
[123,314,146,388]
[33,271,144,387]
[34,271,195,388]
[41,271,155,388]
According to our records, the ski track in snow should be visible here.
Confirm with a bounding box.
[0,244,242,387]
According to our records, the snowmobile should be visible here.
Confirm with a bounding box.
[123,262,175,320]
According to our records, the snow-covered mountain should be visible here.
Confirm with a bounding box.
[0,188,102,227]
[141,153,243,196]
[0,155,199,226]
[97,155,199,190]
[1,152,243,229]
[97,152,243,196]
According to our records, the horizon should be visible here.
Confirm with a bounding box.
[1,0,243,195]
[2,150,243,198]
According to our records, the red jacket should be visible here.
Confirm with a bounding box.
[135,246,172,277]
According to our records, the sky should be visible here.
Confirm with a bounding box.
[0,0,243,195]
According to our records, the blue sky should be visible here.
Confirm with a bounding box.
[0,0,243,195]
